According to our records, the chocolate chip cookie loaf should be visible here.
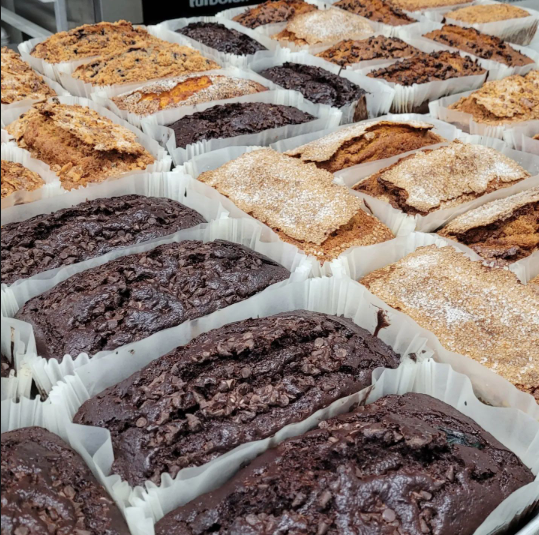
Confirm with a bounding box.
[73,310,401,486]
[335,0,415,26]
[233,0,317,28]
[1,195,206,285]
[15,240,290,361]
[155,393,534,534]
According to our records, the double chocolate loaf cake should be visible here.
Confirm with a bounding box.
[73,311,401,487]
[155,393,534,534]
[1,195,206,285]
[15,240,290,361]
[1,427,129,534]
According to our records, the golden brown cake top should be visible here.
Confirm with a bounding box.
[31,21,153,63]
[334,0,415,26]
[529,274,539,287]
[286,120,438,163]
[273,8,373,46]
[199,149,364,245]
[1,47,56,104]
[450,70,539,125]
[112,74,267,115]
[440,186,539,235]
[233,0,318,29]
[360,244,539,395]
[447,3,530,23]
[357,142,529,213]
[1,160,45,198]
[72,41,221,87]
[388,0,469,11]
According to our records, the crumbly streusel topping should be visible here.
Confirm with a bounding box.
[447,4,530,23]
[388,0,474,11]
[1,160,45,198]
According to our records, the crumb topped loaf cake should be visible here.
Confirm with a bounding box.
[361,245,539,398]
[1,47,56,104]
[439,187,539,265]
[233,0,317,28]
[1,160,45,200]
[2,427,130,534]
[198,149,394,261]
[447,3,531,23]
[450,71,539,125]
[112,74,267,115]
[273,8,373,47]
[6,101,155,190]
[1,195,206,285]
[73,310,401,486]
[335,0,416,26]
[155,393,535,534]
[14,240,290,361]
[388,0,473,10]
[286,119,445,172]
[354,142,530,215]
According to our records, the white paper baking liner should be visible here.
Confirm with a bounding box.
[248,47,395,123]
[328,232,539,417]
[90,66,282,129]
[154,16,278,71]
[1,143,63,209]
[1,318,35,401]
[1,95,172,183]
[124,358,538,534]
[1,129,12,144]
[423,0,539,46]
[504,121,539,154]
[141,89,342,166]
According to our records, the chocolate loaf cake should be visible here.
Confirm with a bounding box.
[73,311,401,487]
[170,102,314,149]
[15,240,290,361]
[1,194,206,285]
[155,393,534,534]
[233,0,317,29]
[1,427,130,534]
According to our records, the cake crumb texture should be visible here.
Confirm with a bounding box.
[1,160,45,199]
[448,3,530,23]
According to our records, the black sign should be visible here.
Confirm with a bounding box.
[143,0,261,24]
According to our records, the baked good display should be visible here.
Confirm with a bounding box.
[73,310,401,486]
[30,20,152,63]
[155,393,535,534]
[1,427,130,534]
[258,62,368,118]
[233,0,317,29]
[1,195,206,285]
[286,119,445,172]
[170,102,314,149]
[111,73,268,116]
[177,21,267,56]
[273,8,373,47]
[335,0,415,26]
[447,4,531,24]
[317,36,421,67]
[72,41,221,87]
[14,240,290,361]
[361,245,539,398]
[388,0,473,10]
[354,142,530,215]
[1,160,45,199]
[1,47,56,104]
[198,149,394,261]
[6,101,155,190]
[449,71,539,125]
[368,50,485,86]
[439,187,539,265]
[423,25,534,67]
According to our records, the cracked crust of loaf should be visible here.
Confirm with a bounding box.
[335,0,415,26]
[361,245,539,399]
[72,41,221,87]
[286,120,444,172]
[450,71,539,125]
[317,36,420,67]
[198,148,393,261]
[31,20,153,63]
[1,160,45,199]
[388,0,471,10]
[233,0,317,28]
[354,142,529,215]
[1,47,56,104]
[272,8,373,46]
[447,4,530,23]
[112,74,267,115]
[439,187,539,265]
[423,25,534,67]
[6,101,155,190]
